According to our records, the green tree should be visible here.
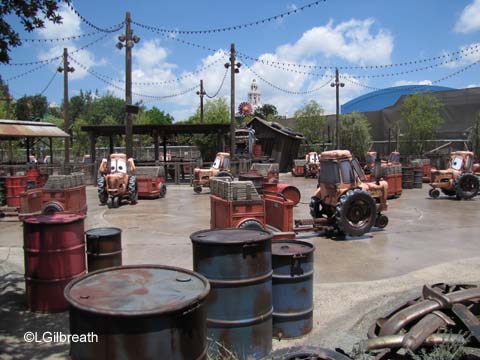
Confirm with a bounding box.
[254,104,278,120]
[0,0,68,63]
[400,93,444,155]
[293,100,326,145]
[15,94,48,120]
[138,107,174,125]
[84,93,125,125]
[339,112,372,160]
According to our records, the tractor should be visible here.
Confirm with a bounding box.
[304,151,320,178]
[193,152,233,193]
[97,153,138,208]
[428,151,479,200]
[306,150,389,237]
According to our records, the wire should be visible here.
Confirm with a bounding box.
[3,33,111,66]
[21,29,103,43]
[242,62,333,95]
[132,1,326,35]
[3,62,49,82]
[39,63,61,95]
[66,2,124,33]
[205,68,228,98]
[238,42,480,71]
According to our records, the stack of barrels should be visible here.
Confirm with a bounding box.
[6,175,27,208]
[0,176,6,206]
[401,166,414,189]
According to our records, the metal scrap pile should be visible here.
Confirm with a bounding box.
[359,283,480,359]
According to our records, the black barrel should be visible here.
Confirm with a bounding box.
[402,166,414,189]
[191,229,273,360]
[238,173,264,193]
[85,228,122,272]
[413,169,423,189]
[64,265,210,360]
[271,346,352,360]
[272,241,315,339]
[0,176,6,206]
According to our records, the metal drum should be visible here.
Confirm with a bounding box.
[413,169,423,189]
[238,173,264,193]
[402,167,414,189]
[191,229,273,360]
[64,265,210,360]
[275,183,301,206]
[0,176,6,206]
[271,346,352,360]
[85,227,122,272]
[23,213,86,312]
[272,240,314,339]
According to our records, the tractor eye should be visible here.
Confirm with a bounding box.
[119,166,123,170]
[111,166,115,170]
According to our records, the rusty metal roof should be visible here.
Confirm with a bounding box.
[0,119,69,138]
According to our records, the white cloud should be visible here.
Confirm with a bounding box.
[392,80,433,86]
[441,42,480,68]
[276,18,393,65]
[35,4,82,39]
[467,83,480,88]
[133,39,175,70]
[455,0,480,33]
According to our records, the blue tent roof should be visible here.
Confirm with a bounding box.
[341,85,454,114]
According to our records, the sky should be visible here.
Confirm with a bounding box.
[2,0,480,121]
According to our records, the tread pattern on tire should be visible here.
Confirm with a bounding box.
[128,175,138,204]
[97,176,108,204]
[334,188,377,237]
[455,173,479,200]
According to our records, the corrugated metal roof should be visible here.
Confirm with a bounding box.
[0,119,69,138]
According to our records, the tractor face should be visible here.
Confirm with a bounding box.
[106,173,129,196]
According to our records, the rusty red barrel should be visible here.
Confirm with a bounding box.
[26,168,40,185]
[272,240,314,339]
[191,229,273,359]
[85,227,122,272]
[64,265,210,360]
[23,213,86,312]
[6,175,27,208]
[275,183,301,206]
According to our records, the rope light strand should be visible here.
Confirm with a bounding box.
[4,62,49,82]
[66,2,124,33]
[21,29,103,43]
[3,33,111,66]
[131,1,326,35]
[205,68,229,98]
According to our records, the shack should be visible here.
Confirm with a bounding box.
[247,117,304,172]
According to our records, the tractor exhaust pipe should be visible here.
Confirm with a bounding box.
[375,152,382,185]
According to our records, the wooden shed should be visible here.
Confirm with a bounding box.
[247,117,304,172]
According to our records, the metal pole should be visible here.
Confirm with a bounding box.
[335,68,340,149]
[125,11,133,158]
[199,80,204,123]
[230,43,236,157]
[63,48,70,165]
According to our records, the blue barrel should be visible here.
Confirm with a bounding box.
[191,229,273,360]
[272,240,315,339]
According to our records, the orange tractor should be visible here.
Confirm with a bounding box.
[193,152,233,193]
[97,153,138,208]
[429,151,479,200]
[296,150,389,237]
[304,151,320,178]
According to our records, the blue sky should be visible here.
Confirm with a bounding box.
[2,0,480,120]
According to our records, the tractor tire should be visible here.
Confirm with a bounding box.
[429,188,440,199]
[128,175,138,205]
[309,196,322,218]
[335,189,377,237]
[159,184,167,198]
[238,219,264,231]
[375,214,389,229]
[97,176,108,205]
[216,172,233,180]
[441,189,456,197]
[455,173,479,200]
[194,186,202,194]
[42,202,64,215]
[112,196,120,208]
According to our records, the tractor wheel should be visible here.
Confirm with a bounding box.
[216,172,233,180]
[112,196,120,208]
[375,214,389,229]
[304,165,309,178]
[193,186,202,194]
[107,197,113,209]
[238,219,264,231]
[441,189,456,197]
[159,184,167,198]
[309,196,322,218]
[455,173,479,200]
[42,202,64,215]
[97,176,108,205]
[128,175,138,205]
[429,188,440,199]
[335,189,377,237]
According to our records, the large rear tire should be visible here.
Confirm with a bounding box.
[335,189,377,237]
[128,175,138,205]
[455,173,479,200]
[97,176,108,205]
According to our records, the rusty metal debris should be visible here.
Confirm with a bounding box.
[271,345,352,360]
[360,283,480,359]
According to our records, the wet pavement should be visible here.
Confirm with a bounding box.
[1,173,479,359]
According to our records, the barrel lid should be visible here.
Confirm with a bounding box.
[22,213,86,225]
[272,241,314,256]
[238,173,263,179]
[64,265,210,317]
[85,227,122,237]
[190,229,272,245]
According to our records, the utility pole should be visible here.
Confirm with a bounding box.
[196,80,206,123]
[58,48,74,166]
[330,68,344,149]
[224,43,241,157]
[117,12,140,158]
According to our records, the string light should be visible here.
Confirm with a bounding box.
[3,62,49,82]
[131,1,326,35]
[66,2,124,33]
[21,29,104,43]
